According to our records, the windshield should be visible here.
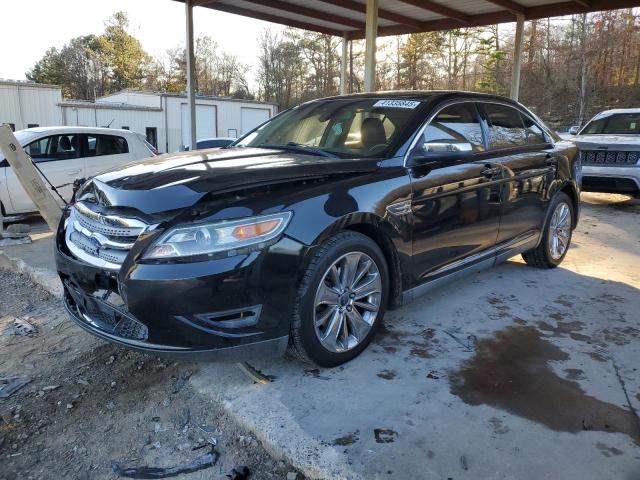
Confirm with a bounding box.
[233,98,422,158]
[581,113,640,135]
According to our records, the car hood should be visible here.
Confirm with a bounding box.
[78,147,380,215]
[574,135,640,150]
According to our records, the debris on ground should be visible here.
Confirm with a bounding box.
[228,466,251,479]
[443,328,477,352]
[0,376,31,398]
[112,445,218,478]
[373,428,398,444]
[13,316,37,336]
[173,371,192,394]
[0,269,299,480]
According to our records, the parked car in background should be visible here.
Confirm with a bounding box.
[196,137,236,149]
[56,92,580,367]
[570,108,640,196]
[0,127,156,217]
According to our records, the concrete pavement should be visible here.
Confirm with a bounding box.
[2,193,639,479]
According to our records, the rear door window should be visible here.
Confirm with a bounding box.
[84,135,129,157]
[483,103,528,149]
[25,134,80,162]
[422,103,485,152]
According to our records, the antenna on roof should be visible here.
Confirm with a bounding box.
[106,118,115,128]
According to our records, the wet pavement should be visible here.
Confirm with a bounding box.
[192,193,640,479]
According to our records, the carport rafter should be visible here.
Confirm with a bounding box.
[397,0,472,24]
[483,0,527,16]
[198,2,344,35]
[239,0,366,29]
[317,0,423,30]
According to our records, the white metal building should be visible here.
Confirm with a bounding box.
[0,80,63,131]
[0,80,277,153]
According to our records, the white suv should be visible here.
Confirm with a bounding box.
[0,127,156,216]
[571,109,640,197]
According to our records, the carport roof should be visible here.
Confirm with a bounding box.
[177,0,640,38]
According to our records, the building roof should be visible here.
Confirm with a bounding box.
[0,79,61,89]
[58,100,162,112]
[99,89,278,107]
[180,0,640,38]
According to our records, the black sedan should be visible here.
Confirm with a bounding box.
[55,91,581,367]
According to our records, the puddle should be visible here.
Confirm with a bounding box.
[449,326,640,444]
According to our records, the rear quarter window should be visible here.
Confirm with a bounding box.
[85,135,129,157]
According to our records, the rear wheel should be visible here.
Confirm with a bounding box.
[522,192,573,269]
[289,231,389,367]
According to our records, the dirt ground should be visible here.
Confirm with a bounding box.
[0,270,302,480]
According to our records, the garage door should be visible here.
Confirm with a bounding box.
[241,107,270,135]
[181,104,216,149]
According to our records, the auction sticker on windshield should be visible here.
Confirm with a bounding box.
[374,99,421,109]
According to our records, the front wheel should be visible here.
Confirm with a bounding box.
[289,231,389,367]
[522,192,574,269]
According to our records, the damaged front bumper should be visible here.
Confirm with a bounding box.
[55,213,306,361]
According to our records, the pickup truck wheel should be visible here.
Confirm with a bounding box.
[289,231,389,367]
[522,192,573,269]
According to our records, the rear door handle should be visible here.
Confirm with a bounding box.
[481,166,502,178]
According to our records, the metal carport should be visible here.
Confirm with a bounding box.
[174,0,640,147]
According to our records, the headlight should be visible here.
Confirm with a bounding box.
[144,211,292,260]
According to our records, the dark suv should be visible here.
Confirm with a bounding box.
[55,92,581,367]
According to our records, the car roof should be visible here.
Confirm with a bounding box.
[19,126,136,136]
[592,108,640,118]
[314,90,522,106]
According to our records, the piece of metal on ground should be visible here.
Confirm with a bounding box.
[235,362,272,384]
[112,445,218,479]
[0,376,32,398]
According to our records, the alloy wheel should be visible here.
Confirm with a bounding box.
[313,252,382,353]
[548,201,572,260]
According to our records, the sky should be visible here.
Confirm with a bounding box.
[1,0,283,86]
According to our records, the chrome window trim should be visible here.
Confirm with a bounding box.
[403,98,555,168]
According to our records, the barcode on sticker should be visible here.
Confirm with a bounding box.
[374,100,421,109]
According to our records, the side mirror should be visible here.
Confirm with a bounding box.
[568,126,580,135]
[408,141,474,167]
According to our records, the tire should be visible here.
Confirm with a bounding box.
[289,231,389,367]
[522,192,574,269]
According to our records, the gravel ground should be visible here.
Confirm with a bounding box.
[0,270,302,480]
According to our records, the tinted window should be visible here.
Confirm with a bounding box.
[521,114,547,145]
[85,135,129,157]
[484,103,527,149]
[25,134,80,162]
[422,103,485,152]
[196,139,234,149]
[582,113,640,135]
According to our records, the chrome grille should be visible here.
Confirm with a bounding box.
[581,150,640,166]
[65,202,148,270]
